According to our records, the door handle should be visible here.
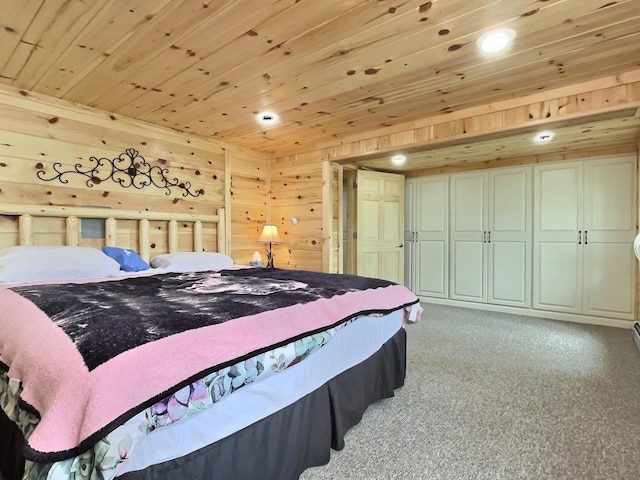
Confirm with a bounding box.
[396,243,404,248]
[578,230,582,245]
[584,230,588,245]
[488,231,491,243]
[483,231,487,243]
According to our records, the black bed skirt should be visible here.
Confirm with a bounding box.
[1,326,407,480]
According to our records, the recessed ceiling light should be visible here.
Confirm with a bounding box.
[477,28,516,53]
[391,154,407,166]
[256,111,279,125]
[534,131,555,143]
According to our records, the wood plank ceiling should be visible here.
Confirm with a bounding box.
[1,0,639,171]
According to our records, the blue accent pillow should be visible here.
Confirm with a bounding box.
[101,246,150,272]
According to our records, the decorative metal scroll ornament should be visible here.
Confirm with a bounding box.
[36,148,204,197]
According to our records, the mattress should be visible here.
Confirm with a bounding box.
[118,308,404,476]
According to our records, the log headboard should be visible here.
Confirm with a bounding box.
[0,203,226,262]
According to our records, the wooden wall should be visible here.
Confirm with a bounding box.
[0,84,268,258]
[322,162,343,274]
[227,147,268,265]
[269,156,324,271]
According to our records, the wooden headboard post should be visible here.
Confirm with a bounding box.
[217,207,226,255]
[0,204,227,261]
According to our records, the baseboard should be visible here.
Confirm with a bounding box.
[421,297,634,329]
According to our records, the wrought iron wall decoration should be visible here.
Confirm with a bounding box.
[36,148,204,197]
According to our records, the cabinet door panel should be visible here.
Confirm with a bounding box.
[488,167,531,307]
[491,169,529,232]
[416,240,447,298]
[450,173,485,302]
[535,163,581,238]
[489,241,528,306]
[405,176,450,296]
[585,158,636,241]
[414,176,449,297]
[534,242,581,313]
[450,240,485,301]
[452,175,485,233]
[582,156,636,318]
[417,178,448,234]
[533,162,582,313]
[583,242,634,318]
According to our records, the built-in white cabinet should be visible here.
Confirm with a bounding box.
[404,153,636,324]
[449,167,532,308]
[405,176,449,298]
[533,155,636,319]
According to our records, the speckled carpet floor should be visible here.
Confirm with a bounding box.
[299,304,640,480]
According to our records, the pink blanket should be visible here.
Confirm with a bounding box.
[0,270,420,462]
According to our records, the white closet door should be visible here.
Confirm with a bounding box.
[533,162,583,313]
[450,172,486,302]
[582,157,635,318]
[415,176,448,298]
[487,167,532,307]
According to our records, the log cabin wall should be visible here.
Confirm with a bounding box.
[268,156,324,271]
[322,162,343,274]
[227,146,268,265]
[0,84,268,258]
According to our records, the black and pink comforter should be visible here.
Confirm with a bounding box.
[0,268,420,464]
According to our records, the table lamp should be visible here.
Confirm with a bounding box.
[258,224,282,268]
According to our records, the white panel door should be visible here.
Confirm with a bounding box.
[357,170,405,283]
[487,167,532,307]
[415,176,449,298]
[450,172,486,302]
[582,157,636,318]
[533,162,583,313]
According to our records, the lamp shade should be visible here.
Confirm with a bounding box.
[258,224,282,244]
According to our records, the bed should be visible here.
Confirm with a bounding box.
[0,205,421,480]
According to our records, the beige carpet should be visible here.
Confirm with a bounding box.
[300,304,640,480]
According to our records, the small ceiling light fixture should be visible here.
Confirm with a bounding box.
[477,28,516,53]
[534,131,555,143]
[391,154,407,166]
[256,111,279,125]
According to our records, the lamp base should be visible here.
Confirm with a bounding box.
[265,248,275,268]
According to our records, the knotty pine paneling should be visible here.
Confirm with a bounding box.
[228,146,268,265]
[269,158,323,271]
[0,84,269,256]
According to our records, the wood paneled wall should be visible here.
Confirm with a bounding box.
[227,146,268,265]
[269,156,324,271]
[0,84,268,258]
[322,162,343,274]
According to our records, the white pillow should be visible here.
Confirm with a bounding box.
[150,252,234,272]
[0,246,121,284]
